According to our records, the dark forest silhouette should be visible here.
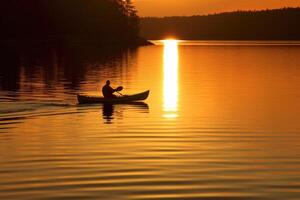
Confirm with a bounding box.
[141,8,300,40]
[0,0,150,46]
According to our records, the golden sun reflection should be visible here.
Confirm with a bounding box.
[163,40,179,118]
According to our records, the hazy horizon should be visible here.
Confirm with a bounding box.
[133,0,300,17]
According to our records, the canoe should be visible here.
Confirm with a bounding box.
[77,90,150,104]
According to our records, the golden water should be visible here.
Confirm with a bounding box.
[0,41,300,199]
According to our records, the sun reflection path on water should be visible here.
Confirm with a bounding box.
[163,40,179,118]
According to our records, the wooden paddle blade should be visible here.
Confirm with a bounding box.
[116,86,123,92]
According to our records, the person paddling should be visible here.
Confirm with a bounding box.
[102,80,123,98]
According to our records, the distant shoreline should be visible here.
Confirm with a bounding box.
[150,40,300,48]
[141,7,300,40]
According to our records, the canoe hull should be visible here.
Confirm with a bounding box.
[77,90,150,104]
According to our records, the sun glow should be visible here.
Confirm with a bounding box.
[163,40,179,118]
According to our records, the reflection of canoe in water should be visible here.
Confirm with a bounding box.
[77,90,150,104]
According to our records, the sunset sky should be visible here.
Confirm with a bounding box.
[133,0,300,17]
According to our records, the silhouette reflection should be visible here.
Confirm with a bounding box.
[0,45,138,99]
[102,102,149,124]
[0,48,20,92]
[103,103,114,124]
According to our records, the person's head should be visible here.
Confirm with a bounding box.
[106,80,110,85]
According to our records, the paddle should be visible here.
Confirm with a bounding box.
[116,91,123,96]
[115,86,124,96]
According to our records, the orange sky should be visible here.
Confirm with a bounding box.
[133,0,300,17]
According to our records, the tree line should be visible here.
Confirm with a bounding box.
[140,8,300,40]
[0,0,142,45]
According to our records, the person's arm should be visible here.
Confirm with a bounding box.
[109,86,116,93]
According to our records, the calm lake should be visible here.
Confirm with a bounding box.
[1,40,300,200]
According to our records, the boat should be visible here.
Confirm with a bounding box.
[77,90,150,104]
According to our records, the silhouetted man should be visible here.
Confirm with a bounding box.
[102,80,117,98]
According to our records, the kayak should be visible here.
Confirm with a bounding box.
[77,90,150,104]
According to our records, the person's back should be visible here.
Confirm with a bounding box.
[102,80,116,98]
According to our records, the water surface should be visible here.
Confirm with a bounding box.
[1,41,300,199]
